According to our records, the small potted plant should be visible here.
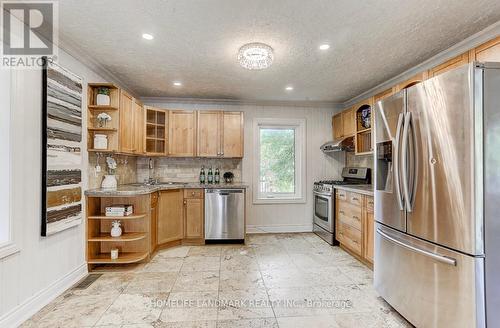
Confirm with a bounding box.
[101,156,118,190]
[96,87,111,106]
[223,171,234,184]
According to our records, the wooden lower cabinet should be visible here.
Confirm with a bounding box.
[184,189,204,241]
[157,190,184,244]
[336,191,374,266]
[150,192,158,252]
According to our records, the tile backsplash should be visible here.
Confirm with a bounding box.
[88,154,137,189]
[346,152,374,182]
[137,157,242,183]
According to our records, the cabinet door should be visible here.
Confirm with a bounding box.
[364,211,374,263]
[428,52,470,78]
[184,198,204,239]
[119,91,135,153]
[134,99,144,155]
[342,108,356,137]
[150,192,158,252]
[473,36,500,62]
[168,110,196,157]
[222,112,244,158]
[197,111,220,157]
[157,190,184,244]
[333,113,343,139]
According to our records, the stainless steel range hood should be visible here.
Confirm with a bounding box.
[320,136,354,154]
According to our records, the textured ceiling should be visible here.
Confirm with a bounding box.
[59,0,500,103]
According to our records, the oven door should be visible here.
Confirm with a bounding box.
[313,191,333,232]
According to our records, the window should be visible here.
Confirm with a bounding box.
[0,69,17,258]
[253,118,306,203]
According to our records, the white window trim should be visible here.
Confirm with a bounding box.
[0,69,19,259]
[253,118,306,204]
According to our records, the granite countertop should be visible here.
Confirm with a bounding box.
[85,183,249,197]
[334,184,374,196]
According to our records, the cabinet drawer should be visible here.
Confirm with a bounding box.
[336,189,347,200]
[184,189,204,199]
[337,222,362,255]
[348,192,362,206]
[366,196,374,213]
[338,203,362,230]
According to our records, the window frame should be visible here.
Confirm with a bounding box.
[253,118,306,204]
[0,69,19,259]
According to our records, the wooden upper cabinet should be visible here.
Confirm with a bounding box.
[222,111,244,158]
[428,52,470,78]
[119,90,136,153]
[332,113,343,140]
[197,111,220,157]
[393,72,428,92]
[196,111,244,158]
[134,99,145,155]
[472,36,500,62]
[157,190,184,244]
[168,110,197,157]
[342,108,356,137]
[373,88,394,104]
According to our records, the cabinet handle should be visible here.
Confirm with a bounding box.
[191,192,195,196]
[353,215,360,221]
[352,197,359,201]
[183,200,187,205]
[339,210,345,215]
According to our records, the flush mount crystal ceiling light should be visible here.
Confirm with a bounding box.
[238,42,274,70]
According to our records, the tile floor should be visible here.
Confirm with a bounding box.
[22,233,412,328]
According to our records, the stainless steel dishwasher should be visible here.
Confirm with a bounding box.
[205,189,245,242]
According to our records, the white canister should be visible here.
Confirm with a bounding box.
[110,248,119,260]
[94,134,108,150]
[96,94,111,106]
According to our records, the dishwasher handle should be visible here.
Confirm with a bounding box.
[205,189,244,195]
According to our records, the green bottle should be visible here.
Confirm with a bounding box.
[214,167,220,184]
[199,166,206,184]
[207,167,213,184]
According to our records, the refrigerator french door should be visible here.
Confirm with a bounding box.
[374,63,500,328]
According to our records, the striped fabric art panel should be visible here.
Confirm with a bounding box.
[42,58,83,236]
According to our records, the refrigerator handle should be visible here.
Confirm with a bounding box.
[394,113,405,211]
[377,228,457,266]
[402,112,412,212]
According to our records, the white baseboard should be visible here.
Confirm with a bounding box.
[246,224,313,234]
[0,262,88,328]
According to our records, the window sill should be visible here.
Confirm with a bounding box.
[253,197,306,205]
[0,243,20,259]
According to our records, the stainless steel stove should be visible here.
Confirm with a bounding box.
[313,167,370,245]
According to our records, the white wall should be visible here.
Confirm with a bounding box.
[0,49,108,326]
[144,101,345,232]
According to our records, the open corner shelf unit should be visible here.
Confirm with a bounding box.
[87,83,121,153]
[86,195,151,267]
[354,102,373,155]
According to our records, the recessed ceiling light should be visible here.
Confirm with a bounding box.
[173,81,182,87]
[238,42,274,70]
[285,86,294,91]
[319,44,330,50]
[142,33,154,40]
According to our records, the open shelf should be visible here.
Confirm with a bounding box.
[88,105,118,111]
[87,252,149,264]
[88,232,147,242]
[88,213,147,220]
[87,127,117,132]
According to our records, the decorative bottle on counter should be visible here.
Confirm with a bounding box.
[207,167,213,184]
[214,167,220,184]
[199,166,206,184]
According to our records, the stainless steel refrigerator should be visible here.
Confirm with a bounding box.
[373,62,500,328]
